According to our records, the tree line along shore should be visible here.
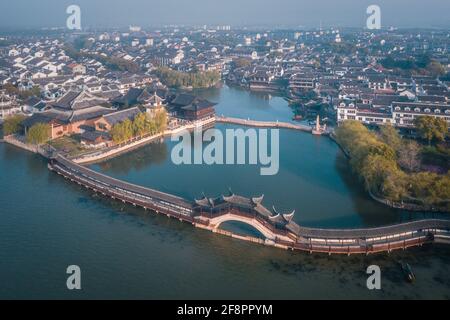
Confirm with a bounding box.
[3,110,449,212]
[1,109,168,147]
[335,118,449,212]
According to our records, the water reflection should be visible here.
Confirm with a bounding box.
[334,149,450,226]
[2,138,450,299]
[195,85,296,123]
[89,85,450,229]
[97,141,168,175]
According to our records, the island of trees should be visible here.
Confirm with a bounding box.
[154,67,221,89]
[335,118,449,211]
[380,54,446,77]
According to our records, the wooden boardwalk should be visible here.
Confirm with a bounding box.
[48,154,450,255]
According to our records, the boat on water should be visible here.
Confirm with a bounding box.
[399,261,416,283]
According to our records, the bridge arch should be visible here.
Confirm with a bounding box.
[209,213,278,240]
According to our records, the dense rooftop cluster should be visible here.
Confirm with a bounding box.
[0,26,449,130]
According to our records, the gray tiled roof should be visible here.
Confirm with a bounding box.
[102,106,142,126]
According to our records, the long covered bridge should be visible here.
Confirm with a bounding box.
[48,154,450,255]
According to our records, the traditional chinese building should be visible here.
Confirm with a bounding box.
[22,90,114,139]
[94,107,142,132]
[169,93,216,121]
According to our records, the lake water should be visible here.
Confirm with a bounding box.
[0,85,449,299]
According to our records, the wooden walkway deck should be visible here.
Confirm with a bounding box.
[215,116,314,132]
[48,154,450,255]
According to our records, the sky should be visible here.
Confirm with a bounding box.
[0,0,449,29]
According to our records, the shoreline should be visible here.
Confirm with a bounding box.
[329,133,449,213]
[48,154,450,255]
[70,117,216,164]
[215,116,315,133]
[4,115,447,213]
[71,116,316,164]
[4,117,450,254]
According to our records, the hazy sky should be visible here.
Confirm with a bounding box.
[0,0,449,29]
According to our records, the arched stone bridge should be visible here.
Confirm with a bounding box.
[201,210,293,242]
[48,154,450,255]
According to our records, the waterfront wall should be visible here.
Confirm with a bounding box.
[4,135,56,158]
[72,132,164,164]
[4,135,39,153]
[72,117,216,164]
[5,115,447,214]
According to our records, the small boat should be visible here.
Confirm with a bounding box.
[399,261,416,283]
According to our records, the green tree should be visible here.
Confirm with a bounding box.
[154,109,168,133]
[367,141,396,161]
[132,112,147,137]
[408,172,450,206]
[336,119,449,207]
[26,123,50,145]
[122,119,134,141]
[110,123,125,144]
[144,116,157,135]
[111,119,135,144]
[379,124,402,152]
[2,83,19,96]
[155,67,220,88]
[3,114,26,135]
[232,58,251,69]
[427,60,445,77]
[398,141,421,172]
[360,154,399,195]
[414,116,448,145]
[382,169,408,202]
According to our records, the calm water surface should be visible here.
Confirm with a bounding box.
[0,86,449,299]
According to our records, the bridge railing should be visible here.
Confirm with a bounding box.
[50,155,450,254]
[197,206,294,239]
[51,161,195,223]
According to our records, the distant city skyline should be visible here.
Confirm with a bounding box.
[0,0,449,29]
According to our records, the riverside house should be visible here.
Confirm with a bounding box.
[94,107,142,132]
[22,90,114,139]
[80,107,144,149]
[169,93,216,121]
